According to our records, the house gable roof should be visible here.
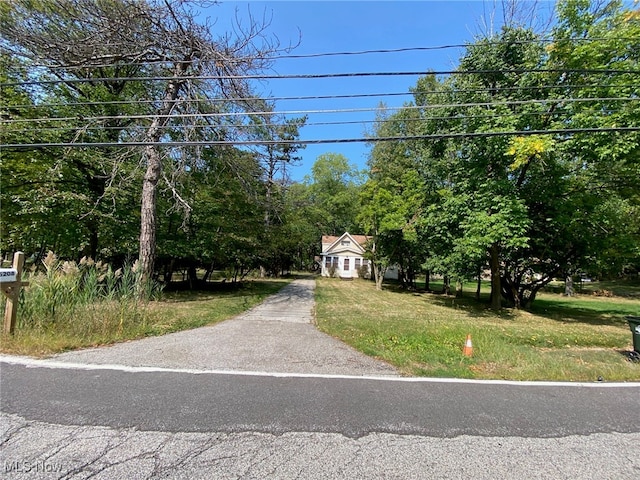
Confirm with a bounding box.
[321,232,370,256]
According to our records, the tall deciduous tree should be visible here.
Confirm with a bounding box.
[546,0,640,279]
[361,105,427,290]
[248,101,307,276]
[446,26,550,309]
[305,153,364,236]
[1,0,286,288]
[364,1,639,308]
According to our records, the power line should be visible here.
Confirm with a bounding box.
[11,36,638,70]
[265,38,640,59]
[7,45,472,71]
[4,83,637,111]
[2,91,415,110]
[3,127,639,149]
[3,97,637,125]
[3,68,638,88]
[2,107,630,135]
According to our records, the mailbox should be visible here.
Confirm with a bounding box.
[0,268,18,283]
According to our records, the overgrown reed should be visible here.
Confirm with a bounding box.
[1,252,160,349]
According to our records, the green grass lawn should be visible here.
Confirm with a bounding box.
[315,277,640,381]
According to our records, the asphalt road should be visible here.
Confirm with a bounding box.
[2,359,640,479]
[3,411,638,480]
[2,361,639,439]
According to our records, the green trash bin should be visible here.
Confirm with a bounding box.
[626,316,640,354]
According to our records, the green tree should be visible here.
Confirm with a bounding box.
[362,105,427,290]
[248,103,307,276]
[1,0,286,289]
[155,145,265,285]
[444,26,551,308]
[280,182,325,271]
[415,2,639,307]
[0,51,142,260]
[546,0,640,279]
[358,172,425,290]
[305,153,364,236]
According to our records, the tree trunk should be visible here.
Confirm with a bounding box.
[407,267,416,290]
[521,287,539,309]
[425,270,430,291]
[88,225,98,260]
[373,263,384,290]
[455,278,463,298]
[512,289,522,309]
[137,65,186,289]
[139,144,162,285]
[490,243,501,310]
[476,265,482,300]
[372,260,387,291]
[164,258,175,284]
[565,275,574,296]
[188,264,198,289]
[203,261,215,283]
[442,275,451,295]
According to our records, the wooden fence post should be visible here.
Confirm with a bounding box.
[2,252,29,335]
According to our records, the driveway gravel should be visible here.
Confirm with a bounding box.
[53,278,399,376]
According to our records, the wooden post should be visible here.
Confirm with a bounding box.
[2,252,29,335]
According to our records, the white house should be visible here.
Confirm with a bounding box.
[320,232,398,279]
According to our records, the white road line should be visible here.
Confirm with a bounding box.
[2,355,639,388]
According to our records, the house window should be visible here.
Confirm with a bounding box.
[355,258,361,269]
[344,258,350,270]
[325,257,331,268]
[332,257,338,267]
[341,240,350,246]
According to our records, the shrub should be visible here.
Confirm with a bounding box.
[327,265,338,278]
[357,264,370,279]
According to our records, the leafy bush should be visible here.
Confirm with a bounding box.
[327,265,338,278]
[357,264,370,279]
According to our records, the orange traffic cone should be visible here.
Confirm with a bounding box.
[462,334,473,357]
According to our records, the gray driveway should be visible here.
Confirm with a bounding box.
[53,278,399,376]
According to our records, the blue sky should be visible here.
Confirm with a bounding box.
[210,1,552,181]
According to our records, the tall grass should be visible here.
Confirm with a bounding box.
[1,252,160,352]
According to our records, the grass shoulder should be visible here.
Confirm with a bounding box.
[315,277,640,382]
